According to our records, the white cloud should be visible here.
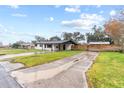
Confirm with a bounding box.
[62,19,83,27]
[9,5,19,9]
[64,6,81,13]
[110,10,116,16]
[54,5,61,8]
[0,24,34,37]
[100,11,104,14]
[0,24,42,45]
[0,24,8,33]
[80,13,105,22]
[96,5,101,8]
[11,13,27,17]
[61,13,105,31]
[0,24,5,29]
[61,19,96,31]
[49,17,54,22]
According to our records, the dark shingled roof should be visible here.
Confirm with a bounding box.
[36,40,77,44]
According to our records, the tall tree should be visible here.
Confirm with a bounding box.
[35,35,46,42]
[62,32,73,40]
[104,10,124,52]
[104,20,121,45]
[62,32,85,42]
[11,40,25,48]
[86,25,111,43]
[72,32,80,41]
[16,40,25,45]
[49,36,61,41]
[12,43,21,49]
[31,40,37,44]
[73,32,85,41]
[92,25,97,32]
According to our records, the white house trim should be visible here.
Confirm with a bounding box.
[35,40,76,51]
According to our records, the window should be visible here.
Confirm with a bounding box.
[47,44,52,48]
[40,44,42,47]
[56,46,58,48]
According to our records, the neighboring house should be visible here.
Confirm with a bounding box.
[35,40,77,51]
[78,40,87,44]
[20,43,35,49]
[88,42,110,45]
[0,42,9,48]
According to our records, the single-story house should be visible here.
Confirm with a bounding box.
[35,40,77,51]
[20,43,35,49]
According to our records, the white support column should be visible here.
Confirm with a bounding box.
[52,44,55,51]
[43,44,45,50]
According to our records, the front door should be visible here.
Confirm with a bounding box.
[63,44,66,50]
[58,44,61,51]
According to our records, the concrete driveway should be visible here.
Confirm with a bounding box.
[11,52,99,88]
[0,51,99,88]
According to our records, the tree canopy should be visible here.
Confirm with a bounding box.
[104,11,124,45]
[86,25,112,43]
[49,36,61,41]
[35,35,46,42]
[104,10,124,52]
[62,32,85,42]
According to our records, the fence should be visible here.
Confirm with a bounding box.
[72,44,121,52]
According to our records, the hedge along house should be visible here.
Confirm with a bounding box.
[35,40,77,51]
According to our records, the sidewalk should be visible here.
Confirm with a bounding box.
[0,65,21,88]
[0,51,48,60]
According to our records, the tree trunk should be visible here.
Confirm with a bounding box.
[120,36,124,53]
[122,43,124,53]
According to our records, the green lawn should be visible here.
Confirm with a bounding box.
[87,52,124,88]
[0,48,42,55]
[12,50,82,67]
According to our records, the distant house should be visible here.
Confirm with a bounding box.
[20,43,35,49]
[35,40,77,51]
[78,40,87,44]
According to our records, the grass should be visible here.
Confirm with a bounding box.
[0,48,43,55]
[87,52,124,88]
[12,50,82,67]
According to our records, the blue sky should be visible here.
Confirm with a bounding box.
[0,5,124,45]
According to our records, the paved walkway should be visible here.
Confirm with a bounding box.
[11,52,99,88]
[0,51,48,60]
[0,61,24,72]
[0,65,21,88]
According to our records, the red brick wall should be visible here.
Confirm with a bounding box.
[72,44,121,51]
[72,44,87,50]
